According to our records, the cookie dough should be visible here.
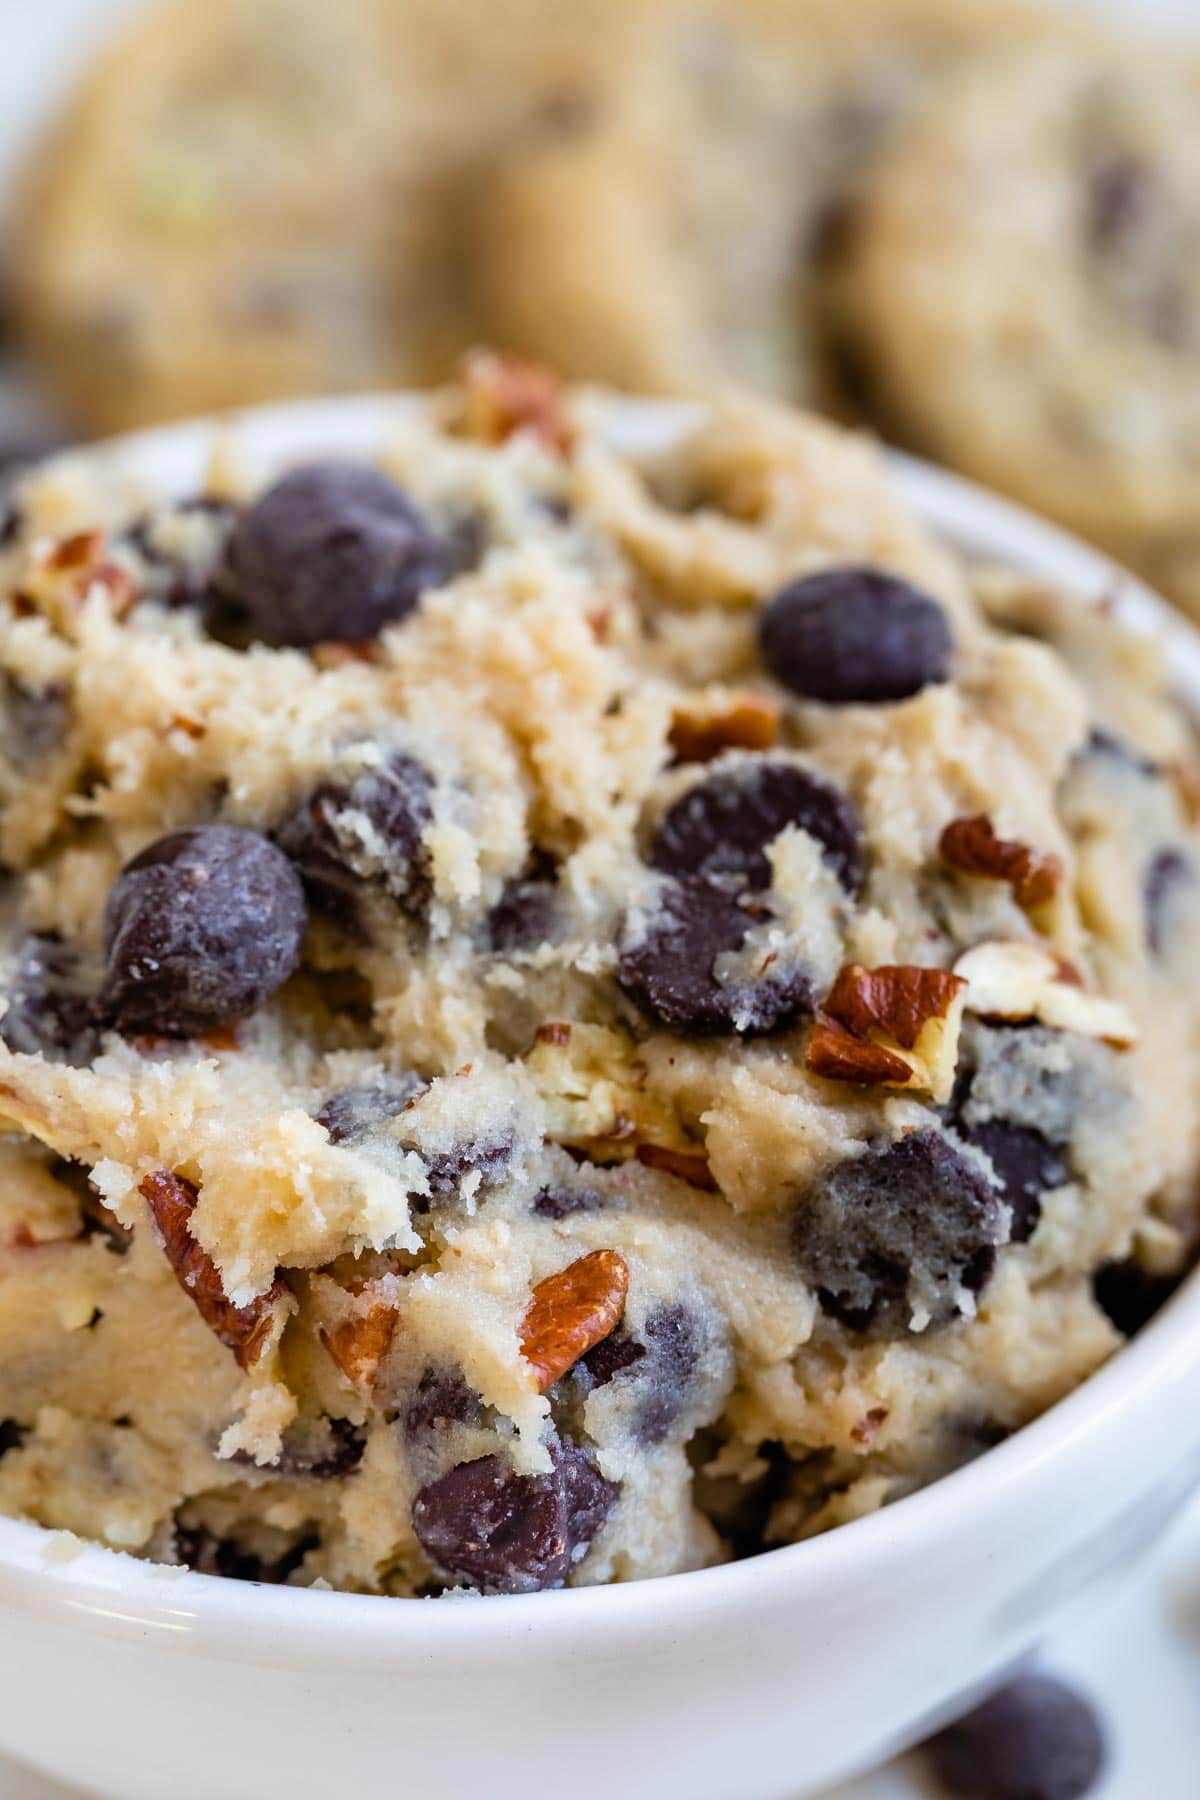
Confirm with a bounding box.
[847,45,1200,616]
[12,0,644,433]
[0,362,1196,1595]
[474,0,1071,410]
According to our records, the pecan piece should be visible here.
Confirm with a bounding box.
[139,1171,286,1369]
[520,1249,630,1393]
[321,1280,399,1391]
[635,1143,719,1192]
[939,814,1062,912]
[807,963,967,1100]
[459,351,573,455]
[668,691,780,764]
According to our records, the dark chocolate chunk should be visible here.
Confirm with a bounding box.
[650,760,864,894]
[486,851,562,953]
[532,1183,607,1220]
[278,752,433,929]
[172,1521,318,1585]
[315,1073,425,1146]
[1093,1258,1182,1337]
[963,1119,1067,1244]
[0,934,98,1064]
[759,567,952,704]
[405,1367,480,1444]
[922,1672,1106,1800]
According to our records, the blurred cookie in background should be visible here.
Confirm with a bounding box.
[845,43,1200,616]
[12,0,644,433]
[473,0,1077,413]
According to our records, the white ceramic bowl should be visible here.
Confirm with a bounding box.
[1,396,1199,1800]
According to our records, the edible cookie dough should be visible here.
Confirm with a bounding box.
[0,361,1197,1596]
[12,0,644,434]
[847,45,1200,618]
[474,0,1071,411]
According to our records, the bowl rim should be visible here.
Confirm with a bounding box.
[2,390,1199,1656]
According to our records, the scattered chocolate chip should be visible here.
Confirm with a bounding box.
[759,567,953,704]
[0,934,98,1064]
[412,1442,617,1594]
[172,1521,319,1585]
[486,851,562,953]
[0,1420,27,1459]
[650,760,864,895]
[278,752,433,929]
[99,825,306,1037]
[1,674,69,767]
[315,1072,425,1145]
[922,1672,1106,1800]
[220,462,448,646]
[618,876,813,1036]
[1093,1258,1182,1337]
[962,1119,1067,1244]
[793,1130,1006,1335]
[532,1183,606,1220]
[405,1367,480,1443]
[1144,847,1195,956]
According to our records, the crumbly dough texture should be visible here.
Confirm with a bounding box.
[0,373,1197,1595]
[847,44,1200,616]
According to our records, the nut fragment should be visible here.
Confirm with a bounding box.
[668,690,780,764]
[458,351,573,454]
[806,963,967,1100]
[635,1143,719,1192]
[321,1280,399,1390]
[519,1249,630,1393]
[526,1021,687,1163]
[139,1171,287,1369]
[939,814,1062,912]
[953,940,1138,1048]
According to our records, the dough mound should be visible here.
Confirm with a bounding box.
[0,365,1196,1596]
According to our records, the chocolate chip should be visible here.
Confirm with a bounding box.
[1087,153,1155,252]
[235,1416,365,1480]
[650,760,864,895]
[618,876,813,1036]
[793,1130,1006,1335]
[315,1072,424,1145]
[172,1521,318,1585]
[759,567,952,704]
[99,825,306,1037]
[1,674,69,766]
[419,1136,514,1206]
[220,462,448,646]
[0,1420,27,1459]
[125,497,236,615]
[1093,1258,1182,1337]
[278,753,433,929]
[583,1328,647,1387]
[532,1183,606,1220]
[486,851,562,953]
[1145,848,1194,956]
[0,934,98,1064]
[412,1442,617,1594]
[583,1303,702,1443]
[922,1672,1106,1800]
[405,1367,480,1443]
[962,1119,1067,1244]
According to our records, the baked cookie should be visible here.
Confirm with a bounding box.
[0,360,1196,1594]
[12,0,644,433]
[848,45,1200,613]
[474,0,1071,410]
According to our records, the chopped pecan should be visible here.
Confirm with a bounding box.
[535,1021,572,1048]
[939,814,1062,912]
[807,963,967,1099]
[668,691,780,764]
[954,941,1138,1048]
[459,351,573,455]
[850,1406,889,1447]
[805,1019,915,1087]
[520,1249,630,1392]
[636,1143,719,1192]
[44,530,103,572]
[139,1171,286,1369]
[321,1280,399,1390]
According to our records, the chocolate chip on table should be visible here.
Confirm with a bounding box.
[961,1119,1068,1245]
[618,875,813,1036]
[1144,847,1195,955]
[922,1672,1107,1800]
[1093,1258,1182,1337]
[0,934,98,1064]
[99,825,306,1037]
[758,567,953,704]
[405,1367,481,1444]
[220,462,449,646]
[278,752,433,929]
[793,1130,1007,1335]
[486,851,562,953]
[315,1072,425,1145]
[412,1441,617,1594]
[650,760,864,895]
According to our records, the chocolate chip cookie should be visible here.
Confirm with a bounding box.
[0,361,1196,1595]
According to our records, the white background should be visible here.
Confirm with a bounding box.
[0,2,1198,1795]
